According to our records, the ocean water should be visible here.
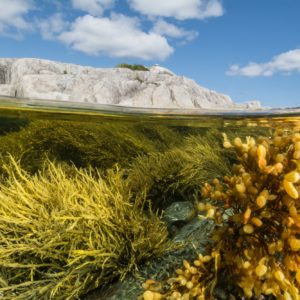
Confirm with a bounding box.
[0,97,300,300]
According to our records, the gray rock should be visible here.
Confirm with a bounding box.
[173,216,214,243]
[236,100,262,110]
[0,58,261,109]
[162,201,195,226]
[0,58,15,84]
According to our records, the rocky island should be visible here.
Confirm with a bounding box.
[0,58,260,110]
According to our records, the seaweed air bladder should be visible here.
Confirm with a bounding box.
[142,128,300,300]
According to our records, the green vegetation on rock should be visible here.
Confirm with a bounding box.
[0,157,170,300]
[0,120,181,173]
[128,132,231,209]
[116,63,149,71]
[0,111,274,299]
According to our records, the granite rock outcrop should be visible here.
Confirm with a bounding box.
[0,58,260,109]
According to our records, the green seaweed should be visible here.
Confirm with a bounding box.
[0,156,170,300]
[128,132,231,209]
[0,117,29,135]
[0,120,181,173]
[0,112,278,299]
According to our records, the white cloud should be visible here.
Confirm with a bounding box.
[227,49,300,77]
[128,0,224,20]
[59,14,173,60]
[0,0,33,35]
[38,13,69,40]
[71,0,114,16]
[152,20,198,42]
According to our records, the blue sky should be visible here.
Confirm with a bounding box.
[0,0,300,108]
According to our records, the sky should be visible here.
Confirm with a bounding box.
[0,0,300,108]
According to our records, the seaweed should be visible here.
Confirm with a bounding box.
[128,132,231,210]
[0,157,170,300]
[0,117,29,135]
[0,120,181,173]
[142,129,300,299]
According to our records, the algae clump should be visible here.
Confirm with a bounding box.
[128,132,231,209]
[0,119,181,173]
[0,157,169,300]
[142,129,300,299]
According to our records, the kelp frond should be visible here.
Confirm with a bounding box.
[0,156,169,299]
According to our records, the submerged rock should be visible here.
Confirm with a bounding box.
[173,216,213,243]
[162,201,195,226]
[162,201,196,237]
[0,58,261,109]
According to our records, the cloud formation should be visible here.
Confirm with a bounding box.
[152,20,198,42]
[0,0,33,36]
[227,49,300,77]
[128,0,224,20]
[0,0,224,60]
[71,0,114,16]
[59,14,173,60]
[38,13,69,40]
